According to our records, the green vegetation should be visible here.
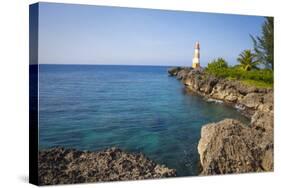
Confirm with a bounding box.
[206,58,273,88]
[240,79,273,88]
[206,58,228,71]
[205,17,273,88]
[251,17,274,70]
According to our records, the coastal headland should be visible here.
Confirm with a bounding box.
[168,67,273,175]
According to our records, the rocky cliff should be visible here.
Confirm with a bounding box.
[168,67,273,175]
[39,147,176,185]
[169,67,273,117]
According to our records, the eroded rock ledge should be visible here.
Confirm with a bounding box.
[168,67,273,175]
[168,67,273,117]
[39,147,176,185]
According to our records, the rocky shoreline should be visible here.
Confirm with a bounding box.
[39,147,176,185]
[38,67,273,185]
[168,67,274,175]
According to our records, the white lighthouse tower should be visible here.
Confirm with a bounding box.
[192,41,200,69]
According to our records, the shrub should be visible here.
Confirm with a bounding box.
[205,65,273,85]
[205,56,273,87]
[205,58,229,77]
[206,58,228,71]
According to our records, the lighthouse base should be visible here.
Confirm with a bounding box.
[192,62,200,69]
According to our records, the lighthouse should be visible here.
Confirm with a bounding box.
[192,41,200,69]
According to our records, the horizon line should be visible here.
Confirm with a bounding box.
[32,63,196,67]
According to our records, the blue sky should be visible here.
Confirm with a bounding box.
[37,2,265,66]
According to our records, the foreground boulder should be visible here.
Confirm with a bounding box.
[198,118,273,175]
[39,147,176,185]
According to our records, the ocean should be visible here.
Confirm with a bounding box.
[38,64,249,176]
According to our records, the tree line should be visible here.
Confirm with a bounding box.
[205,17,273,88]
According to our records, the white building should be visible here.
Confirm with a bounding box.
[192,41,200,69]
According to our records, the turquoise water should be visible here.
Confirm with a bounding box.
[38,64,249,176]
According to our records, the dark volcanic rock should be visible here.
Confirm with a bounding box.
[176,69,189,80]
[167,67,182,76]
[38,147,176,185]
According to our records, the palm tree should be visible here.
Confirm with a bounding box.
[237,50,260,71]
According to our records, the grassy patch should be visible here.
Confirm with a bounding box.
[205,64,273,89]
[240,79,273,88]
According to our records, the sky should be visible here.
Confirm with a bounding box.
[36,2,265,66]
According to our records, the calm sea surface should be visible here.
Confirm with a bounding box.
[38,64,249,176]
